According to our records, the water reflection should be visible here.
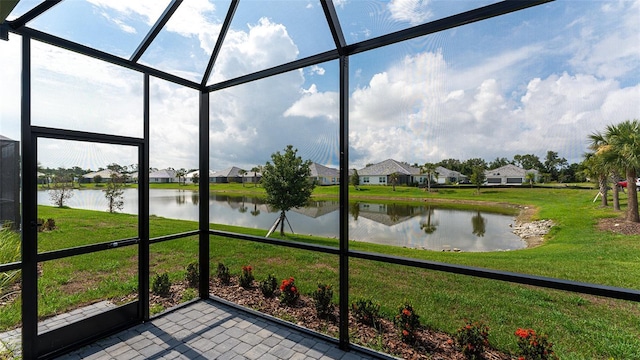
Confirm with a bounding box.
[471,211,486,237]
[37,189,525,252]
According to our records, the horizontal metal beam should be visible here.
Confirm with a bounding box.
[8,26,202,90]
[31,126,144,146]
[343,0,554,56]
[350,250,640,302]
[205,50,339,92]
[0,261,21,273]
[149,230,200,245]
[209,230,341,256]
[37,238,139,263]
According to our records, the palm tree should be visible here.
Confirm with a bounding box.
[581,152,610,208]
[176,168,187,185]
[250,166,262,187]
[238,169,246,187]
[389,172,399,191]
[420,163,438,192]
[591,120,640,222]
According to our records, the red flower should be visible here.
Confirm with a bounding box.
[515,328,529,338]
[402,308,412,316]
[402,330,409,336]
[290,286,297,293]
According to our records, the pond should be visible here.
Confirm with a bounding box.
[37,189,526,252]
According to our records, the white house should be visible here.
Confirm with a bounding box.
[484,164,538,185]
[435,166,467,184]
[357,159,420,186]
[149,168,177,183]
[185,170,216,184]
[82,169,119,183]
[309,163,339,185]
[211,167,244,183]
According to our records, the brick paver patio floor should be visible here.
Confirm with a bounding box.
[15,299,383,359]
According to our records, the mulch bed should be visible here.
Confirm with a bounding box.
[205,277,513,360]
[597,216,640,235]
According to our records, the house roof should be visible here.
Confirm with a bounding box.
[484,164,532,177]
[435,166,465,178]
[83,169,119,179]
[212,166,244,177]
[309,163,338,178]
[186,170,216,178]
[149,169,177,178]
[358,159,419,176]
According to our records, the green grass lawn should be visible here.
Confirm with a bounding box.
[3,185,640,358]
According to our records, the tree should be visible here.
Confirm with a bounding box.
[591,120,640,222]
[93,174,102,184]
[251,166,263,187]
[238,169,247,187]
[437,158,462,173]
[389,172,399,191]
[48,175,74,207]
[488,157,511,170]
[262,145,315,236]
[351,169,360,190]
[192,172,200,184]
[525,172,536,188]
[176,168,187,185]
[103,172,125,213]
[471,211,486,237]
[420,163,438,192]
[470,166,486,194]
[461,158,487,176]
[581,152,610,207]
[544,151,568,182]
[513,154,544,172]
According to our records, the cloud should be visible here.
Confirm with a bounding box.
[387,0,433,25]
[284,85,338,121]
[309,65,325,76]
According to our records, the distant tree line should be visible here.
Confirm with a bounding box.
[427,150,581,183]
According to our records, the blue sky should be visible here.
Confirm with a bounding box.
[1,0,639,172]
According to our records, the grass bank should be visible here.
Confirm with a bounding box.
[3,186,639,358]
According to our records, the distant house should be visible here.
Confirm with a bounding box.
[309,163,339,186]
[435,166,467,184]
[484,164,538,185]
[82,169,119,183]
[149,169,177,183]
[211,166,244,183]
[241,171,262,186]
[357,159,420,186]
[185,170,216,184]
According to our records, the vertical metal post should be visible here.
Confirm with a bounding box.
[338,55,350,350]
[139,74,151,320]
[20,34,38,360]
[199,91,210,298]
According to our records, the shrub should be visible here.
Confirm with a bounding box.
[515,328,558,360]
[312,283,334,318]
[185,262,199,288]
[239,265,254,289]
[279,277,300,306]
[152,273,171,297]
[216,263,231,285]
[259,274,278,298]
[181,288,198,302]
[455,320,490,360]
[351,298,381,328]
[394,302,420,343]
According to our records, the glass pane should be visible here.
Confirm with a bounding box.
[148,77,199,235]
[149,236,199,316]
[37,248,138,334]
[348,1,640,288]
[28,0,171,58]
[208,0,335,85]
[4,0,40,21]
[139,0,231,83]
[31,40,143,138]
[209,61,339,244]
[333,0,500,43]
[37,139,138,252]
[350,259,640,359]
[210,235,339,337]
